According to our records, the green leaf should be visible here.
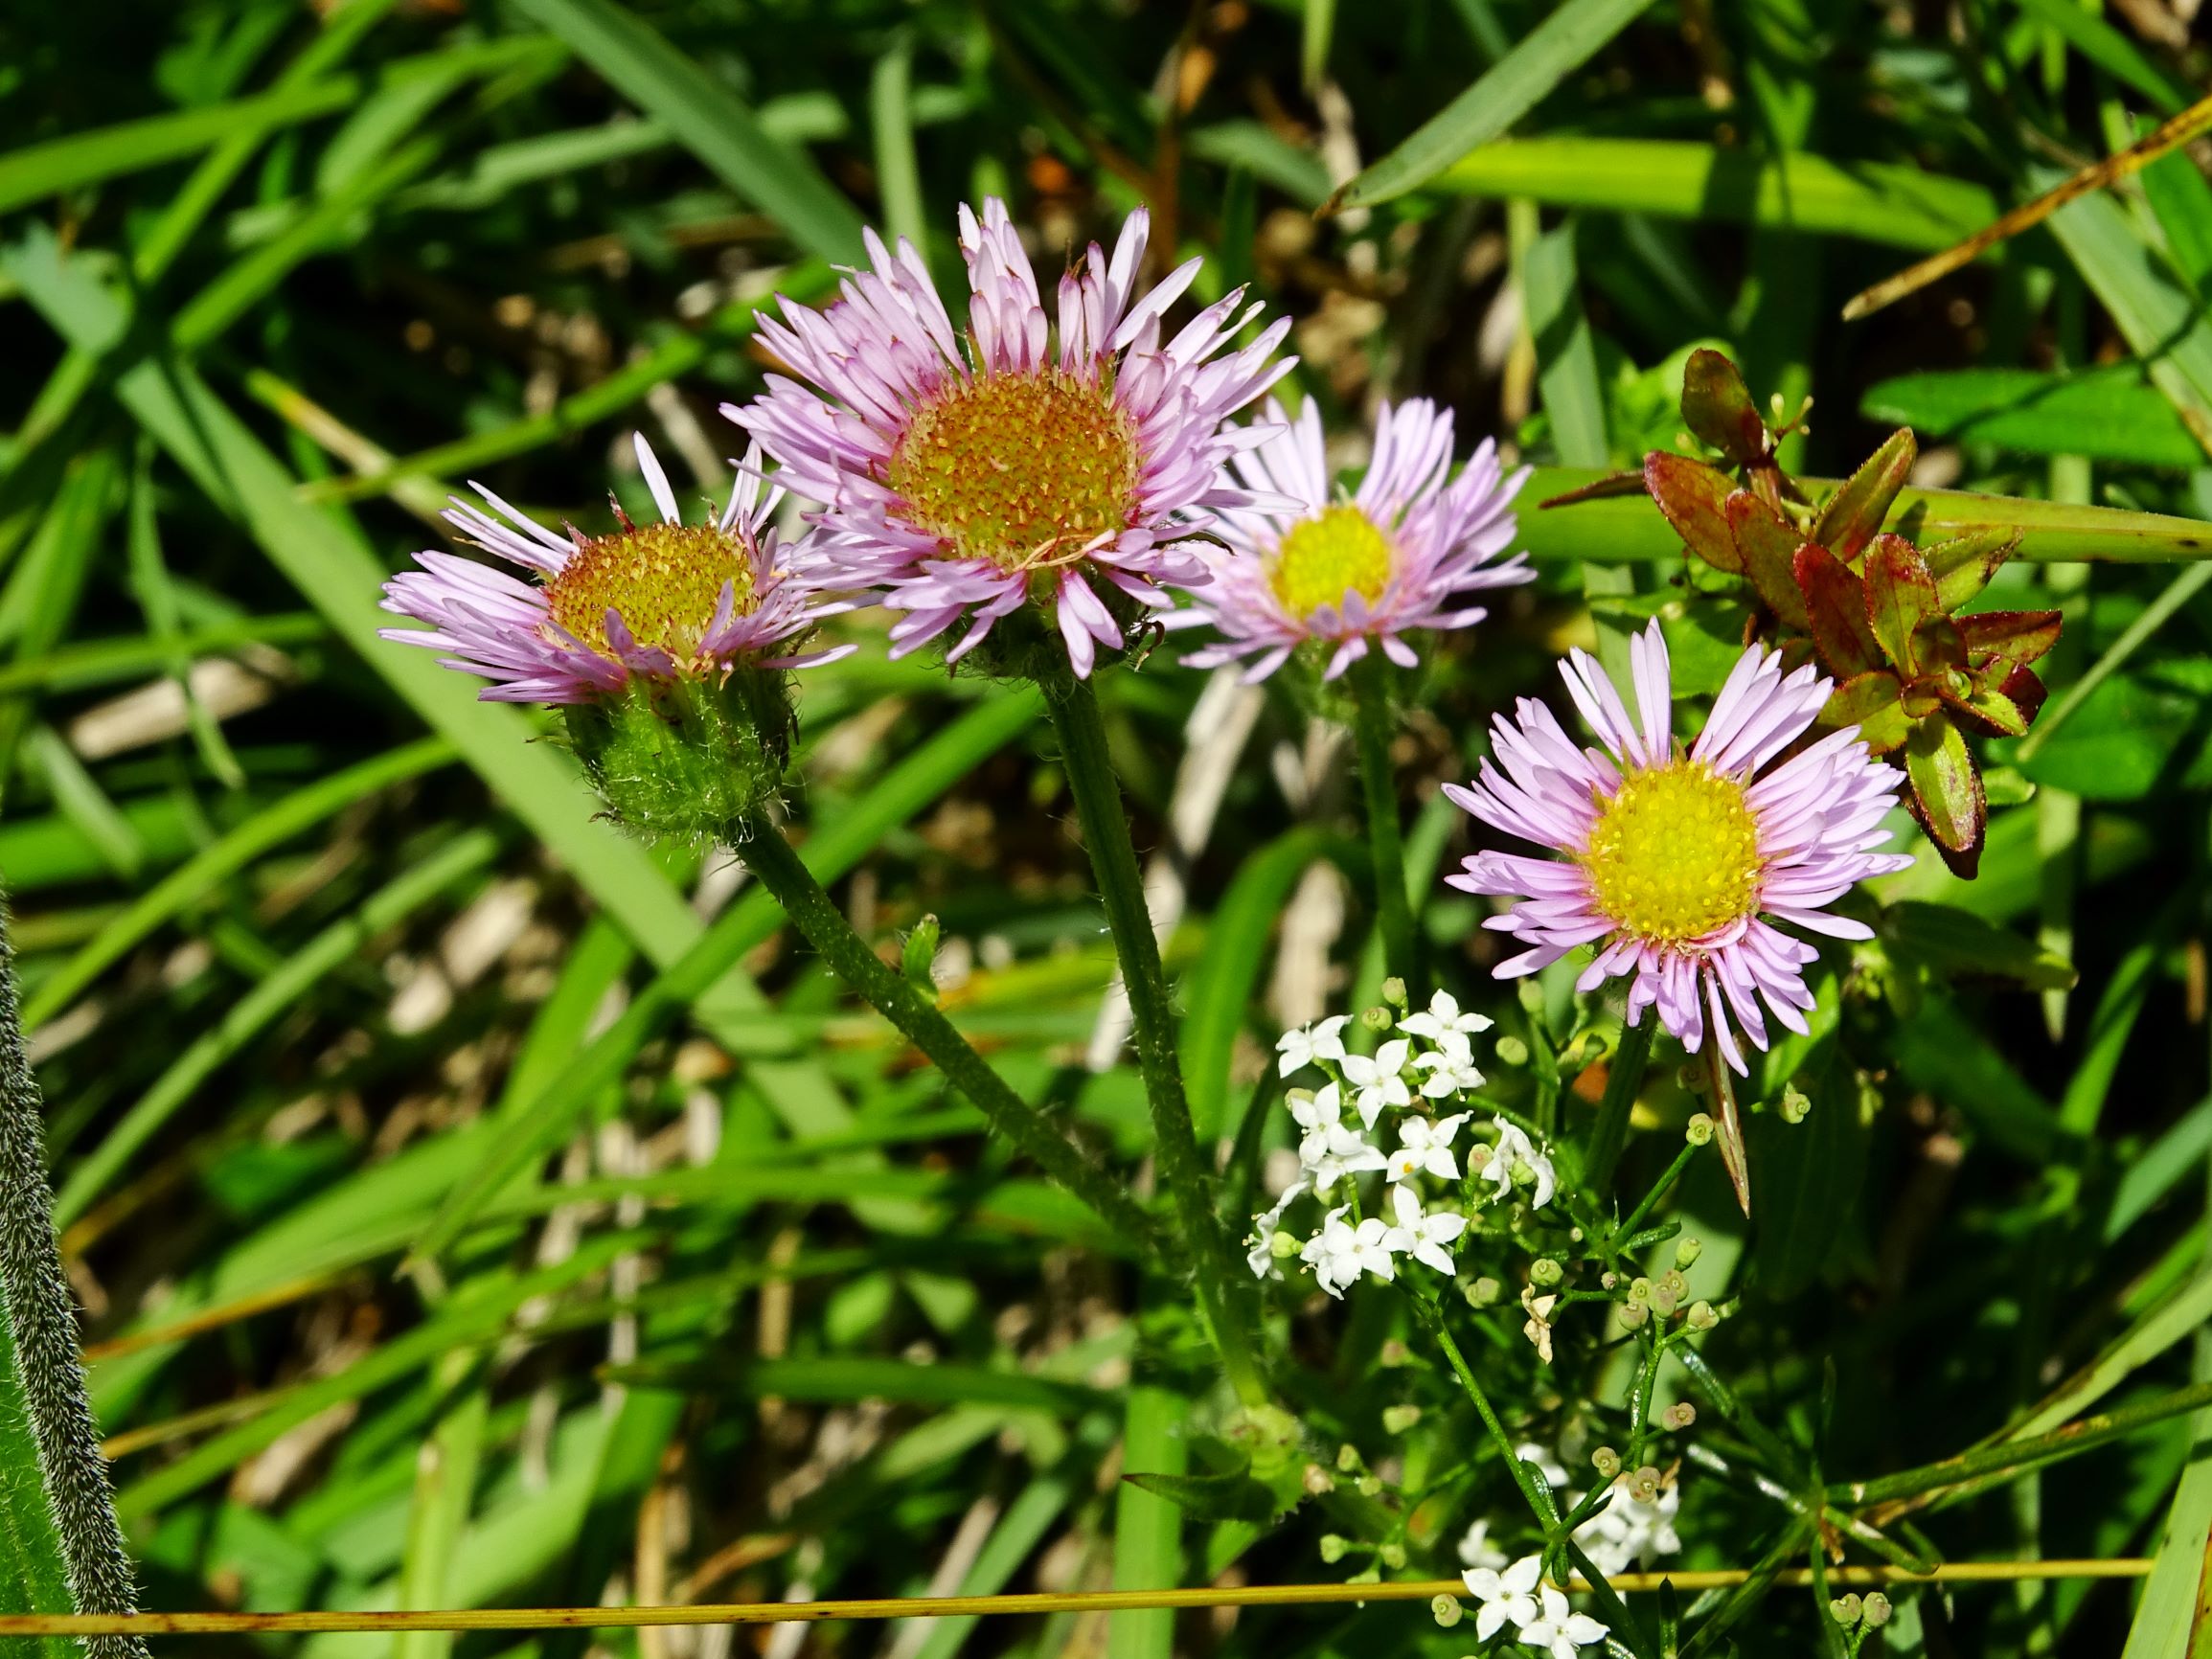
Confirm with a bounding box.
[1641,452,1740,572]
[1904,713,1985,861]
[1823,670,1909,753]
[0,1318,74,1658]
[1924,528,2023,609]
[1435,139,1996,251]
[1109,1385,1188,1659]
[1884,901,2076,991]
[507,0,866,262]
[2012,0,2193,117]
[1330,0,1656,209]
[1681,348,1770,470]
[1863,535,1941,674]
[1812,429,1916,562]
[1861,366,2203,469]
[1121,1467,1277,1524]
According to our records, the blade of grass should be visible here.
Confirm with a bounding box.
[1329,0,1657,210]
[870,34,928,269]
[1107,1385,1186,1659]
[507,0,866,262]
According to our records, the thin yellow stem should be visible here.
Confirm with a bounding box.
[0,1561,2153,1636]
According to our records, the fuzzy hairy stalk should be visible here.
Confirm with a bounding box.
[0,900,146,1659]
[1036,666,1267,1407]
[732,818,1170,1261]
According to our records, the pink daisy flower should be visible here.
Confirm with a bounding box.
[1170,397,1533,680]
[727,198,1294,676]
[378,434,855,703]
[1443,622,1913,1074]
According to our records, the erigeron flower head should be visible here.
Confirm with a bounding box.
[1446,621,1913,1075]
[1169,397,1533,681]
[379,436,855,839]
[730,199,1293,678]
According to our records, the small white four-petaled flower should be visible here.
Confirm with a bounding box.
[1300,1206,1405,1296]
[1386,1112,1468,1183]
[1275,1014,1350,1077]
[1388,1184,1468,1275]
[1400,989,1494,1043]
[1416,1031,1487,1098]
[1462,1555,1542,1640]
[1483,1117,1558,1208]
[1520,1585,1608,1658]
[1339,1038,1414,1127]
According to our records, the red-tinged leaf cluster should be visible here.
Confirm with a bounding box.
[1640,350,2061,877]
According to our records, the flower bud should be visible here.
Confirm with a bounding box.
[1630,1466,1662,1503]
[1780,1082,1812,1125]
[1468,1144,1493,1172]
[1862,1592,1892,1627]
[1601,1272,1619,1290]
[1361,1004,1394,1032]
[1381,977,1408,1010]
[1382,1404,1424,1434]
[1627,1277,1653,1305]
[1663,1401,1697,1431]
[1674,1236,1702,1268]
[1494,1034,1530,1067]
[1592,1445,1622,1479]
[1467,1277,1502,1307]
[1651,1283,1680,1317]
[1378,1541,1406,1570]
[1678,1061,1708,1095]
[901,914,942,992]
[1336,1443,1363,1473]
[1659,1269,1687,1301]
[1269,1230,1301,1260]
[1430,1594,1463,1628]
[1530,1258,1563,1288]
[1356,1474,1382,1497]
[1829,1593,1862,1626]
[1516,979,1546,1015]
[1619,1300,1650,1329]
[1319,1534,1349,1564]
[1303,1463,1335,1495]
[1685,1300,1719,1330]
[565,669,795,843]
[1686,1113,1715,1146]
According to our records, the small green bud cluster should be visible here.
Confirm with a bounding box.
[1780,1081,1813,1125]
[1661,1401,1697,1430]
[1319,1534,1349,1564]
[1466,1276,1503,1307]
[1494,1034,1531,1067]
[1830,1593,1862,1626]
[1591,1445,1622,1479]
[1686,1112,1716,1146]
[1626,1464,1663,1504]
[1381,1403,1424,1434]
[1380,977,1408,1010]
[1360,1004,1394,1032]
[1431,1594,1463,1628]
[1530,1257,1563,1288]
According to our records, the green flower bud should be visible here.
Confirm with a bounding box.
[901,914,942,994]
[1381,977,1408,1010]
[1361,1004,1394,1032]
[1862,1592,1892,1627]
[1303,1463,1335,1495]
[1269,1230,1301,1260]
[1619,1300,1650,1329]
[1663,1401,1697,1431]
[1381,1404,1424,1434]
[1467,1276,1502,1307]
[1674,1236,1703,1268]
[1659,1269,1687,1301]
[1601,1271,1619,1290]
[1494,1034,1531,1067]
[1686,1112,1716,1146]
[1430,1594,1463,1628]
[563,669,794,843]
[1685,1299,1719,1330]
[1829,1593,1862,1626]
[1336,1443,1363,1473]
[1319,1534,1349,1564]
[1780,1082,1812,1125]
[1530,1258,1563,1288]
[1627,1277,1653,1304]
[1651,1282,1680,1317]
[1592,1445,1622,1479]
[1356,1474,1382,1497]
[1378,1541,1406,1570]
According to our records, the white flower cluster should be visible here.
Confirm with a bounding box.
[1248,993,1561,1297]
[1460,1557,1608,1657]
[1459,1444,1684,1583]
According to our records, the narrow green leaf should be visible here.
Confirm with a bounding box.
[1862,367,2202,469]
[1109,1385,1187,1659]
[1332,0,1655,209]
[507,0,866,261]
[2012,0,2193,116]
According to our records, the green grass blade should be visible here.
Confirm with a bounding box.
[507,0,866,262]
[1861,366,2204,469]
[870,35,928,267]
[1332,0,1656,210]
[1107,1384,1187,1659]
[908,1474,1077,1659]
[2047,185,2212,458]
[1434,139,1995,250]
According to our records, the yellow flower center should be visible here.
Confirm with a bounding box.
[546,522,754,663]
[1582,761,1764,944]
[885,371,1141,569]
[1270,505,1394,620]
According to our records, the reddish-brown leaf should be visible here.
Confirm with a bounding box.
[1680,349,1772,470]
[1924,528,2021,610]
[1724,491,1811,628]
[1822,669,1911,754]
[1539,469,1649,508]
[1643,451,1743,574]
[1998,661,2048,727]
[1904,713,1985,875]
[1957,608,2064,666]
[1792,544,1882,676]
[1861,534,1941,676]
[1939,678,2032,739]
[1812,428,1916,564]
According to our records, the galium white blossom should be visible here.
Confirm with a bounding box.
[1301,1206,1405,1296]
[1579,1480,1683,1577]
[1458,1517,1510,1574]
[1389,1183,1468,1275]
[1276,1014,1350,1076]
[1520,1585,1609,1658]
[1386,1112,1467,1183]
[1303,1121,1389,1193]
[1463,1555,1543,1641]
[1483,1118,1558,1208]
[1401,989,1494,1043]
[1415,1030,1486,1098]
[1340,1038,1414,1127]
[1245,1179,1308,1279]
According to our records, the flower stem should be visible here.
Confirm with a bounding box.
[1037,667,1267,1407]
[1582,1009,1654,1200]
[1706,1040,1751,1216]
[733,816,1170,1262]
[1347,656,1417,984]
[0,898,148,1659]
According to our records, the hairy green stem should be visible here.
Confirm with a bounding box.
[1582,1009,1653,1199]
[734,819,1168,1262]
[0,899,147,1659]
[1037,667,1266,1407]
[1347,658,1417,983]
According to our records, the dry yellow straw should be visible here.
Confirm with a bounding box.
[0,1560,2151,1637]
